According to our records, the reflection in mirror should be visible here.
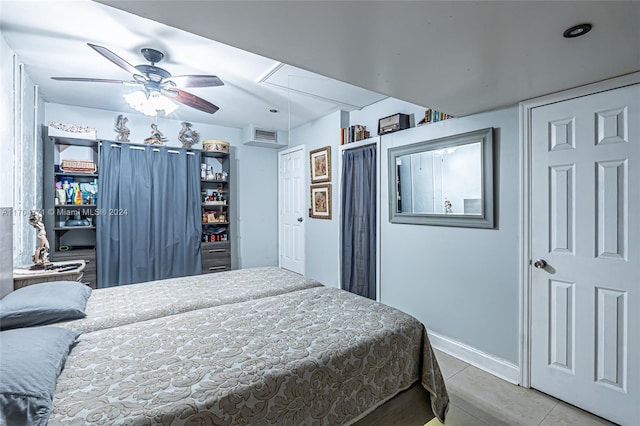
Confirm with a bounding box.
[389,127,493,228]
[396,142,482,215]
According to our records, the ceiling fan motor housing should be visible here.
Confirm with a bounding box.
[135,64,171,84]
[140,47,164,64]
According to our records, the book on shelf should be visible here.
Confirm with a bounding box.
[417,109,453,126]
[340,124,371,145]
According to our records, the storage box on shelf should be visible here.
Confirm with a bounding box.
[200,148,231,273]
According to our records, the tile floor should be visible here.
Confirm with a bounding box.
[426,350,617,426]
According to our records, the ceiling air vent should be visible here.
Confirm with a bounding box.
[254,128,277,142]
[243,125,287,149]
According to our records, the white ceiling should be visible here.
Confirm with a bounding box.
[96,0,640,117]
[2,1,639,131]
[0,0,387,130]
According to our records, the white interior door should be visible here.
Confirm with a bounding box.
[278,146,305,274]
[530,84,639,425]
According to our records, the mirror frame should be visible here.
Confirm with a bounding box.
[388,127,494,228]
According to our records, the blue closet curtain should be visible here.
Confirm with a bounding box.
[97,143,201,287]
[341,144,376,299]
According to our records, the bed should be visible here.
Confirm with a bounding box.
[57,266,322,333]
[49,287,449,425]
[1,270,449,425]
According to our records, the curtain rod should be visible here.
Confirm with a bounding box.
[341,140,377,152]
[108,143,195,155]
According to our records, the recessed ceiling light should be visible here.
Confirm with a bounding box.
[563,23,592,38]
[269,108,279,113]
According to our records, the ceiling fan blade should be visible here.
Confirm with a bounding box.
[52,77,127,84]
[165,75,224,88]
[164,88,219,114]
[87,43,141,76]
[51,77,142,87]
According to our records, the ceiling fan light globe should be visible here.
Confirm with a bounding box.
[124,90,179,117]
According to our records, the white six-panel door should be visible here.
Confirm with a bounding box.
[278,146,305,274]
[530,84,639,425]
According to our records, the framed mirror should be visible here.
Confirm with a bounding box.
[388,127,494,228]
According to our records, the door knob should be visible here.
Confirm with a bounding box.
[297,217,303,223]
[533,259,547,269]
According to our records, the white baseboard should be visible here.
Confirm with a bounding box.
[428,330,520,385]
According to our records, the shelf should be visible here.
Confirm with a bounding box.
[201,241,230,248]
[55,172,98,178]
[52,248,96,255]
[202,222,229,226]
[201,180,228,184]
[340,136,380,151]
[202,203,228,207]
[50,136,99,147]
[54,226,96,231]
[199,150,229,158]
[55,204,97,210]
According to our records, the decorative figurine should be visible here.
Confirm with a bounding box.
[144,123,168,145]
[206,165,215,181]
[115,114,130,142]
[178,121,200,148]
[444,199,453,214]
[28,209,50,268]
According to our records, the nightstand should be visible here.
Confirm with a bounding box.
[13,260,86,290]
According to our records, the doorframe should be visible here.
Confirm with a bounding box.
[518,71,640,388]
[277,144,306,274]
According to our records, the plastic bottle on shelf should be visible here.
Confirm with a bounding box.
[64,182,74,204]
[73,184,83,205]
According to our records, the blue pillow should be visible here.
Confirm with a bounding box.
[0,326,80,425]
[0,281,92,330]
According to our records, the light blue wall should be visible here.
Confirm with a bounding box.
[288,110,346,287]
[44,103,279,269]
[234,143,279,269]
[296,97,520,364]
[379,106,520,364]
[288,98,430,289]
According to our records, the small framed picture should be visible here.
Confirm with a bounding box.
[310,184,332,219]
[310,146,331,183]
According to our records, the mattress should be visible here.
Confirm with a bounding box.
[49,287,449,425]
[57,267,322,333]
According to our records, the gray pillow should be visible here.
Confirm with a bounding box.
[0,281,92,330]
[0,326,80,426]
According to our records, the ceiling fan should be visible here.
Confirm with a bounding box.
[52,43,223,114]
